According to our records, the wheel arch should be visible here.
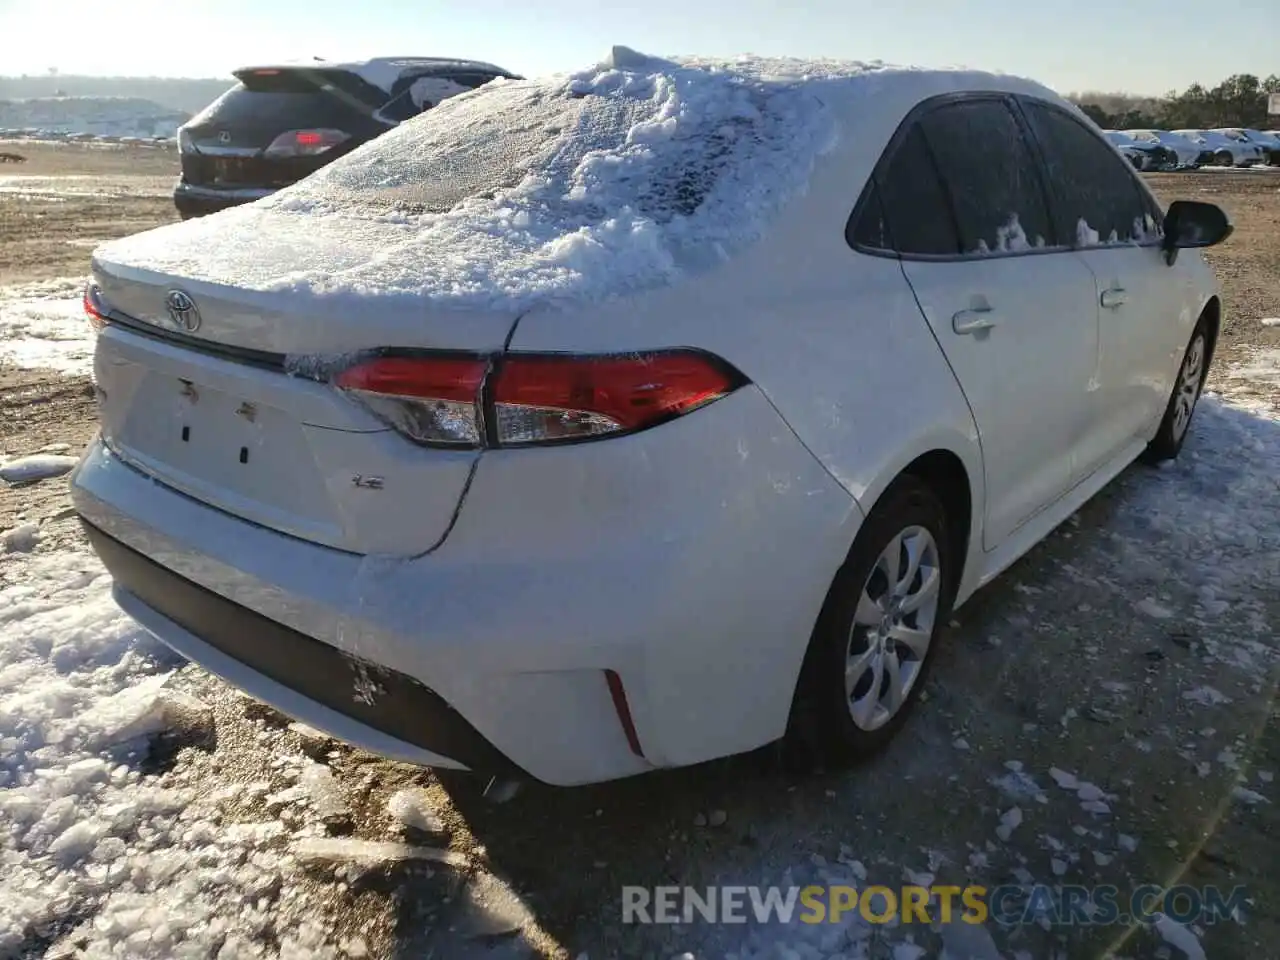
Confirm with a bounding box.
[1200,294,1221,369]
[851,438,983,604]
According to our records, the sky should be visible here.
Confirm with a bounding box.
[0,0,1275,95]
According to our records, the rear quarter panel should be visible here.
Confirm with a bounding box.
[508,119,987,597]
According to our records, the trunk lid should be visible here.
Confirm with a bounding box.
[90,214,520,556]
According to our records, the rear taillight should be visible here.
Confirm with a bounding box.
[334,355,488,446]
[332,350,744,449]
[491,353,738,445]
[83,282,108,332]
[263,128,350,158]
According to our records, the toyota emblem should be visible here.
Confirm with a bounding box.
[164,289,201,332]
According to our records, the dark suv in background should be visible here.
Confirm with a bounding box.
[174,57,520,218]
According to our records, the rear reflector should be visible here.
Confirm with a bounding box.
[604,669,645,758]
[333,350,743,449]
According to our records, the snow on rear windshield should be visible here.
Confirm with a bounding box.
[96,49,881,311]
[295,67,812,225]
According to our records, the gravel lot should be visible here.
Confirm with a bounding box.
[1,143,1277,960]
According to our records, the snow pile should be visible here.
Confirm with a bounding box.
[96,48,1043,313]
[0,550,344,957]
[0,277,94,374]
[0,97,187,140]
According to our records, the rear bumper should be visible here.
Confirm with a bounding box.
[173,182,276,219]
[71,386,862,785]
[84,519,512,775]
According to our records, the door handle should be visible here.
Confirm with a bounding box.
[1100,287,1128,309]
[952,307,997,335]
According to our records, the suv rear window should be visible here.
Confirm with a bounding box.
[302,81,763,220]
[189,69,387,135]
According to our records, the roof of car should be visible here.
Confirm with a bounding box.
[234,56,517,93]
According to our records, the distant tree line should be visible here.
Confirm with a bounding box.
[1070,73,1280,130]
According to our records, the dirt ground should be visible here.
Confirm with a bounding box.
[0,144,1277,960]
[0,140,178,284]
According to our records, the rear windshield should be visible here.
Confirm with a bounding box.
[191,70,386,131]
[299,80,765,221]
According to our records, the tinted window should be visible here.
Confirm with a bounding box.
[379,71,503,122]
[851,125,959,255]
[918,100,1054,254]
[187,71,388,145]
[1022,102,1156,246]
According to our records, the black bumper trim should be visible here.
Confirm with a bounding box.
[82,519,521,777]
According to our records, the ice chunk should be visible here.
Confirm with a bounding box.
[450,872,535,938]
[1153,913,1207,960]
[2,522,40,553]
[1049,768,1079,790]
[1183,686,1232,706]
[1136,597,1174,619]
[0,454,78,485]
[1231,786,1269,806]
[1076,783,1106,802]
[298,761,350,822]
[996,807,1023,841]
[387,787,446,834]
[77,676,210,750]
[939,917,1004,960]
[292,837,468,869]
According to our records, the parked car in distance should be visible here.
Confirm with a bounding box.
[174,57,520,218]
[76,48,1232,787]
[1102,130,1174,171]
[1124,129,1208,168]
[1172,129,1264,167]
[1213,128,1280,165]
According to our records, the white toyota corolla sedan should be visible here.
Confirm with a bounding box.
[72,47,1231,786]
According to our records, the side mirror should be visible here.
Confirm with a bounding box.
[1161,200,1233,265]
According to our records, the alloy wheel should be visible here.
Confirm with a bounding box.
[1171,333,1206,442]
[845,525,941,731]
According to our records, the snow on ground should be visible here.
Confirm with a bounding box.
[0,97,187,141]
[0,278,94,375]
[0,174,174,202]
[1225,348,1280,390]
[0,551,354,957]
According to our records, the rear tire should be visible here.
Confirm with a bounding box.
[1142,318,1210,464]
[1216,151,1233,167]
[785,477,956,768]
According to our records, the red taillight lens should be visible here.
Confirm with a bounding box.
[332,350,743,448]
[83,282,108,332]
[263,128,350,158]
[491,351,740,445]
[335,355,488,446]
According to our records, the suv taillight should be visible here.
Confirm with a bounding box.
[83,282,109,332]
[263,128,350,158]
[333,351,745,449]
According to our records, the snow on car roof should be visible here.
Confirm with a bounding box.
[96,47,1058,314]
[235,56,514,93]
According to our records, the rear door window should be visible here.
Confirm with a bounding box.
[850,124,960,255]
[1019,101,1156,247]
[917,99,1055,254]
